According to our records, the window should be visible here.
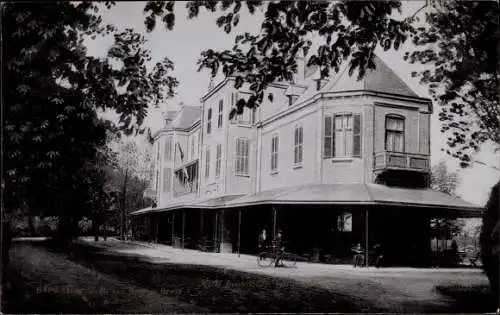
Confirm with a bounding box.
[385,115,405,152]
[163,168,171,192]
[215,144,222,178]
[235,138,249,175]
[232,92,254,125]
[174,162,199,196]
[237,109,252,125]
[218,100,223,128]
[324,113,362,158]
[335,114,353,157]
[156,142,160,162]
[271,136,279,172]
[205,147,210,178]
[207,108,212,134]
[164,137,172,162]
[337,212,352,232]
[155,169,160,192]
[294,126,303,165]
[288,95,298,106]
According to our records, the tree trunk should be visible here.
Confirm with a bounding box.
[28,212,35,236]
[93,213,99,242]
[121,169,129,240]
[103,222,107,241]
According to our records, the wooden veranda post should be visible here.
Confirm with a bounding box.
[214,211,219,252]
[237,209,242,257]
[365,208,369,267]
[155,217,158,244]
[272,206,277,240]
[182,211,186,250]
[171,213,175,246]
[220,210,225,252]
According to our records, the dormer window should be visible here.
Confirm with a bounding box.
[285,85,300,106]
[385,115,405,152]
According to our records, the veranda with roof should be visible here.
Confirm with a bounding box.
[133,55,481,266]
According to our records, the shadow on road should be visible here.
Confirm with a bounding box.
[3,240,497,314]
[44,241,382,313]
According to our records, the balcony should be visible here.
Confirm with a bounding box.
[374,151,430,173]
[173,160,199,197]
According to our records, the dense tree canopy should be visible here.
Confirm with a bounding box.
[2,2,177,238]
[144,0,499,167]
[3,1,498,244]
[430,160,461,195]
[480,180,499,304]
[144,1,412,116]
[430,160,464,241]
[406,1,499,167]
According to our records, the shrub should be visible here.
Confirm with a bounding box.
[480,180,499,303]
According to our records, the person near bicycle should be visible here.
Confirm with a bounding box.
[352,243,364,268]
[371,244,383,268]
[258,228,267,259]
[273,230,285,267]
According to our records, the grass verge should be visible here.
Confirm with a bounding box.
[48,241,382,313]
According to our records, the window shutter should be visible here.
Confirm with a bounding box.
[205,147,210,178]
[271,137,276,170]
[235,139,240,173]
[207,108,212,134]
[218,100,223,128]
[332,116,336,157]
[324,116,332,158]
[299,127,303,162]
[163,168,171,192]
[353,114,362,157]
[244,140,249,174]
[276,137,279,169]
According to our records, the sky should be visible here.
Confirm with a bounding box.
[84,1,499,207]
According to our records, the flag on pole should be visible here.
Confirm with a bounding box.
[176,142,184,162]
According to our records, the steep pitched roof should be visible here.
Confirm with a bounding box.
[294,54,420,105]
[170,105,201,130]
[327,55,419,97]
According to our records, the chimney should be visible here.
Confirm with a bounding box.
[208,77,214,91]
[294,55,306,83]
[163,110,177,127]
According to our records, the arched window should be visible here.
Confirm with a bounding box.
[385,115,405,152]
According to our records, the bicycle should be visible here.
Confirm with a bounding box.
[257,246,297,268]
